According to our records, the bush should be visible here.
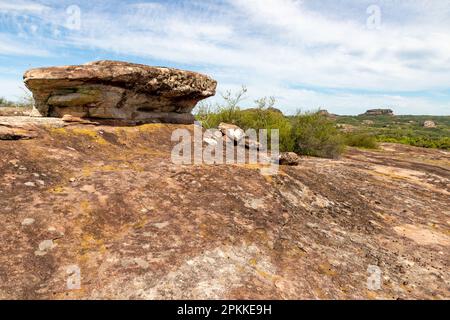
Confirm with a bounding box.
[0,97,14,108]
[344,132,378,149]
[291,111,345,159]
[0,91,34,109]
[195,89,347,157]
[195,88,294,151]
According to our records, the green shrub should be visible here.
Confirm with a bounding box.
[344,132,378,149]
[291,111,345,159]
[0,92,34,109]
[195,88,294,151]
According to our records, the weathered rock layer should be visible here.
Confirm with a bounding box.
[24,60,217,124]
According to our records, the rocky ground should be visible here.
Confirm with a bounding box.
[0,118,448,299]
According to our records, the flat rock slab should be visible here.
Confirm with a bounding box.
[24,60,217,124]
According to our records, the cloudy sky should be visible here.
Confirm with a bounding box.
[1,0,449,115]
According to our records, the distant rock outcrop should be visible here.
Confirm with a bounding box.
[360,109,394,116]
[24,60,217,124]
[423,120,437,128]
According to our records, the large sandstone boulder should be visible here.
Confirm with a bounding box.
[24,60,217,124]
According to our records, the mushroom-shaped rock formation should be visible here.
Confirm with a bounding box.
[24,60,217,124]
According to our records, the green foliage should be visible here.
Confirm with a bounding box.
[195,87,294,152]
[195,87,450,156]
[336,114,450,150]
[291,111,345,158]
[0,97,14,108]
[343,132,378,149]
[0,90,34,109]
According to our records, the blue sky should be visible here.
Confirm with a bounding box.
[1,0,450,115]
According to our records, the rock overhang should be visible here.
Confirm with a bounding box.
[23,60,217,124]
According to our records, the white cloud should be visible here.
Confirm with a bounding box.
[0,33,50,56]
[0,0,49,13]
[0,0,449,114]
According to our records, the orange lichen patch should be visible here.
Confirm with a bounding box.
[80,234,107,254]
[366,291,379,300]
[80,200,91,214]
[50,186,65,193]
[137,123,167,133]
[133,216,149,229]
[255,268,281,283]
[50,127,109,145]
[318,263,337,277]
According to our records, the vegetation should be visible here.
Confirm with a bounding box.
[195,87,450,156]
[0,91,34,109]
[336,115,450,150]
[343,131,378,149]
[195,87,345,157]
[196,87,295,152]
[291,111,345,158]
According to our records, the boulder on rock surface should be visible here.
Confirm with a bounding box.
[279,152,301,166]
[24,60,217,124]
[218,123,245,142]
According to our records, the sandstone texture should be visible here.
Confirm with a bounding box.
[24,60,217,124]
[0,119,448,300]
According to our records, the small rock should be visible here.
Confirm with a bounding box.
[219,123,245,142]
[24,181,36,187]
[21,218,35,226]
[153,221,169,229]
[279,152,301,166]
[32,173,40,177]
[9,159,19,166]
[38,239,56,252]
[39,239,55,251]
[69,177,76,182]
[204,129,223,140]
[62,114,100,125]
[36,180,45,186]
